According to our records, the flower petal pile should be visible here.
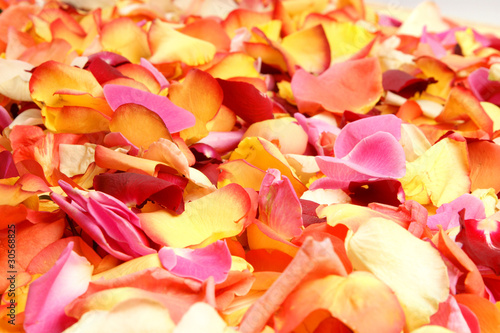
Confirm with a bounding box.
[1,0,500,332]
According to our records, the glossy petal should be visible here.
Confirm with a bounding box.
[347,217,450,330]
[159,241,231,283]
[24,242,93,333]
[291,57,383,115]
[103,84,195,133]
[139,184,251,248]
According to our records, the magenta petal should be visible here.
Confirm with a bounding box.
[103,84,196,133]
[0,150,19,179]
[93,172,184,212]
[158,241,232,284]
[427,194,486,230]
[334,114,402,158]
[216,78,274,124]
[24,242,92,333]
[86,51,130,67]
[258,169,303,239]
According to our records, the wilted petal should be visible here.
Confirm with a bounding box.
[347,217,450,330]
[159,241,231,283]
[24,242,93,333]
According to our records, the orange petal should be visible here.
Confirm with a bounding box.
[169,69,223,144]
[223,9,272,38]
[100,17,150,63]
[291,57,383,115]
[414,56,455,100]
[206,52,260,79]
[437,86,494,137]
[148,19,215,66]
[455,294,500,333]
[29,60,112,116]
[468,140,500,192]
[139,184,251,248]
[95,145,166,176]
[109,103,171,149]
[217,159,266,191]
[229,137,307,196]
[281,24,330,74]
[431,227,486,297]
[179,18,231,52]
[275,272,405,333]
[115,63,161,94]
[239,237,348,333]
[43,106,110,134]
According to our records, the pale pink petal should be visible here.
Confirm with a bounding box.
[334,114,402,158]
[198,130,245,154]
[428,194,486,230]
[24,242,93,333]
[158,241,232,284]
[103,84,195,133]
[421,27,447,58]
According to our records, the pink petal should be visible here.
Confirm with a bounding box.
[93,172,184,213]
[294,113,340,156]
[314,132,406,190]
[421,27,447,58]
[140,58,169,89]
[334,114,402,159]
[24,242,93,333]
[428,194,486,230]
[468,68,500,105]
[216,78,274,124]
[258,169,303,239]
[159,240,232,284]
[103,84,196,133]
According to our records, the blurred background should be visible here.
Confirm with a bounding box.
[370,0,499,26]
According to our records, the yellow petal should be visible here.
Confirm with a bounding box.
[229,137,307,196]
[148,19,216,66]
[400,137,470,207]
[347,217,450,331]
[139,184,251,248]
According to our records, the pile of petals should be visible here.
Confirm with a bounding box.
[2,0,500,332]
